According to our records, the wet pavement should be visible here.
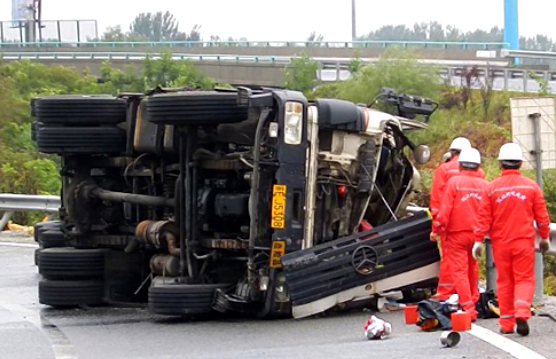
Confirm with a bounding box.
[0,242,554,359]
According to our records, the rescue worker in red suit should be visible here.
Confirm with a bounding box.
[430,148,488,320]
[473,143,551,336]
[429,137,472,299]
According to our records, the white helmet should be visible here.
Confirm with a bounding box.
[498,143,523,161]
[458,148,481,165]
[450,137,471,151]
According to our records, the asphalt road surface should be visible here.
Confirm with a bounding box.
[0,243,554,359]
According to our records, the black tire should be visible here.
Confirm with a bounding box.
[38,229,68,249]
[31,121,38,142]
[36,125,126,154]
[38,248,106,280]
[39,279,104,307]
[34,248,41,266]
[38,230,67,249]
[34,221,61,243]
[31,97,39,117]
[35,95,126,125]
[147,91,248,126]
[149,283,229,316]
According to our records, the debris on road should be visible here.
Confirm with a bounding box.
[416,299,459,331]
[364,315,392,340]
[451,310,472,332]
[440,331,461,348]
[5,221,33,235]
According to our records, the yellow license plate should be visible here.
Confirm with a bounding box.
[271,185,287,229]
[270,240,286,268]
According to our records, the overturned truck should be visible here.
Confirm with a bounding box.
[32,87,440,318]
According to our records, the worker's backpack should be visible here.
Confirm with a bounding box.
[475,290,500,319]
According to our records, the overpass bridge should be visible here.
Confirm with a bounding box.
[2,49,556,92]
[1,40,555,92]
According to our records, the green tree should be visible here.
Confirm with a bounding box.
[101,25,127,42]
[347,51,363,77]
[127,11,201,42]
[284,54,320,96]
[306,32,324,46]
[130,11,180,41]
[142,51,214,89]
[97,61,146,93]
[334,49,442,104]
[98,12,202,43]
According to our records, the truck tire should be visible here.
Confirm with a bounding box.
[147,91,248,126]
[34,248,41,266]
[34,221,61,243]
[39,279,105,307]
[148,283,229,316]
[31,121,38,142]
[34,95,127,125]
[36,125,126,154]
[38,248,106,280]
[38,230,68,249]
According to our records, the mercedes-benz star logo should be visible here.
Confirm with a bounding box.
[351,245,379,276]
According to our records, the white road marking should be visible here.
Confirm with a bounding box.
[0,242,39,248]
[469,324,547,359]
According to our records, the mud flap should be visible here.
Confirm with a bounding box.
[281,212,440,318]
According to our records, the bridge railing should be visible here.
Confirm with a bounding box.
[0,40,510,50]
[3,51,555,93]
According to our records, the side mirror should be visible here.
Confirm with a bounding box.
[413,145,431,165]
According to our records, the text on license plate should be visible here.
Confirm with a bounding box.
[271,185,287,229]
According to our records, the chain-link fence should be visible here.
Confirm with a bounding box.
[0,20,98,43]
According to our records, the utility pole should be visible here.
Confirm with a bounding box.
[351,0,356,41]
[503,0,519,64]
[35,0,43,42]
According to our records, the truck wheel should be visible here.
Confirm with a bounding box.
[31,121,38,142]
[147,91,248,126]
[36,126,126,154]
[148,283,229,316]
[34,221,61,243]
[38,248,106,280]
[38,230,68,249]
[35,95,127,125]
[34,248,41,266]
[39,279,105,307]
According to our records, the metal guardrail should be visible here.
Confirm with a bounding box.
[0,194,60,231]
[0,40,510,50]
[501,49,556,60]
[0,51,296,63]
[0,51,510,66]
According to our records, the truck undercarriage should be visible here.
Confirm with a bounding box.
[32,86,440,318]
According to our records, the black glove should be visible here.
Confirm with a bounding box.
[540,239,550,255]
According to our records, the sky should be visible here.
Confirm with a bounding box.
[2,0,556,42]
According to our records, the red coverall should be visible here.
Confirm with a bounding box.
[473,169,550,331]
[430,155,486,299]
[432,170,488,319]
